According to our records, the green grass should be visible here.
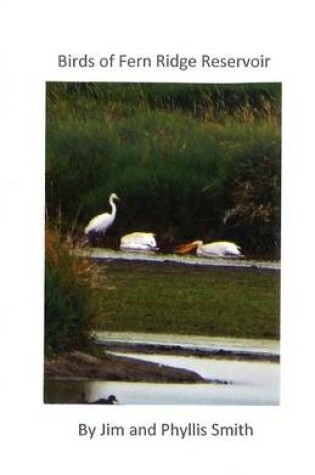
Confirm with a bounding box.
[92,261,280,339]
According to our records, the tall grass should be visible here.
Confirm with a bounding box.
[45,229,95,355]
[46,82,281,255]
[47,82,281,122]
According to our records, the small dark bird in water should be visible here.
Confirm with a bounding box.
[92,395,119,405]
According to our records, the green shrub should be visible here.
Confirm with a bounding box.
[222,139,281,254]
[45,230,94,356]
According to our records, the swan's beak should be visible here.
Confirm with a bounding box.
[176,242,197,254]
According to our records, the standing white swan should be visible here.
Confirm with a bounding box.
[177,240,243,258]
[85,193,120,236]
[120,232,158,251]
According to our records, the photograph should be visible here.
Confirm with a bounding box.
[44,82,281,405]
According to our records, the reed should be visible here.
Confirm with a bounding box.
[46,82,281,255]
[47,82,281,121]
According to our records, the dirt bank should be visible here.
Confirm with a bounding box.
[45,350,204,383]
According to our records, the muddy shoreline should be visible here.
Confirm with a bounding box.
[45,350,204,383]
[45,337,279,385]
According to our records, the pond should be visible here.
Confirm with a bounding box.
[45,335,280,405]
[86,353,279,405]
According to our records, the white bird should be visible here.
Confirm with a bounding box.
[120,232,158,251]
[177,240,243,258]
[85,193,119,236]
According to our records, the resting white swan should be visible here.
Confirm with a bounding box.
[85,193,119,235]
[120,232,158,251]
[177,240,243,258]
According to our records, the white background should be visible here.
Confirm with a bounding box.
[1,1,314,473]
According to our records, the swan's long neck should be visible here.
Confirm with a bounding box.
[109,196,117,218]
